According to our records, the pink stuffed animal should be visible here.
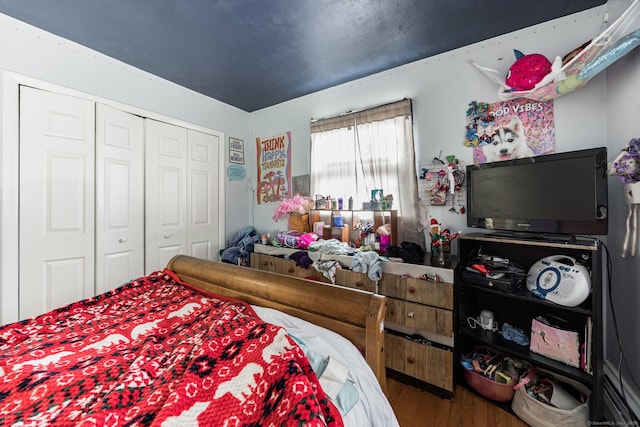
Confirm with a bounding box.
[505,49,552,91]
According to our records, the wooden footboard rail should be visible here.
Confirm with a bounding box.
[166,255,388,392]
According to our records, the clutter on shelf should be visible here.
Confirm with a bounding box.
[460,346,531,402]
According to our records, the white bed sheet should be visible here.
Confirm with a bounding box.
[252,305,400,427]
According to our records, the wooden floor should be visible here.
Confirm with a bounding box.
[387,378,528,427]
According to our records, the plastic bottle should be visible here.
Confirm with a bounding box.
[338,197,343,210]
[348,196,353,210]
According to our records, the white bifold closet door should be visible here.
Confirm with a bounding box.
[145,119,220,273]
[95,104,145,293]
[19,86,96,319]
[18,87,219,319]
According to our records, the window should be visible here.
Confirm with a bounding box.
[310,99,422,244]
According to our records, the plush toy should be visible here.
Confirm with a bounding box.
[610,140,640,183]
[505,50,552,91]
[610,138,640,257]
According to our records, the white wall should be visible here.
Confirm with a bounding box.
[250,5,608,246]
[0,13,253,238]
[604,0,640,416]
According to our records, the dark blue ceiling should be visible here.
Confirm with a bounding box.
[0,0,606,112]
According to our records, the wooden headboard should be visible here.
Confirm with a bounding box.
[166,255,387,392]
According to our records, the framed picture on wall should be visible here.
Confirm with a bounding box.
[229,137,244,152]
[229,137,244,164]
[229,149,244,164]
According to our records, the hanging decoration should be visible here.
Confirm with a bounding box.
[610,137,640,257]
[418,155,466,212]
[468,0,640,102]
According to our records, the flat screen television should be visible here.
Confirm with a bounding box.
[466,147,608,237]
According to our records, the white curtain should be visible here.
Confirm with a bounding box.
[310,99,422,245]
[310,126,358,200]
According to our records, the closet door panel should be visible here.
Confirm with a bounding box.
[146,120,188,272]
[19,86,95,319]
[187,129,220,261]
[95,104,144,293]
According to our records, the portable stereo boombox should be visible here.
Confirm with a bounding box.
[526,255,591,307]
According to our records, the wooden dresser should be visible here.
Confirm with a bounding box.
[249,245,454,396]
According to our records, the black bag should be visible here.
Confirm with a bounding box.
[400,241,425,263]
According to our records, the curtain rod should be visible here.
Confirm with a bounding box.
[310,97,410,122]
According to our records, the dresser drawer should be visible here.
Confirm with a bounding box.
[385,332,453,391]
[251,253,275,270]
[385,297,453,337]
[335,269,377,293]
[379,274,453,310]
[250,253,328,282]
[405,277,453,310]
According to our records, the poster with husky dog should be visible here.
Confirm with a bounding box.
[465,99,555,164]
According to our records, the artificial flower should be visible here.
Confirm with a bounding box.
[272,194,314,222]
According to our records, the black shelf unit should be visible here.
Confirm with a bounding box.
[455,232,603,421]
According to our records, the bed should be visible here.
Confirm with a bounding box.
[0,255,398,426]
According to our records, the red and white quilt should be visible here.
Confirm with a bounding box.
[0,269,343,426]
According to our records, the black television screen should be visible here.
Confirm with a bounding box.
[466,147,608,236]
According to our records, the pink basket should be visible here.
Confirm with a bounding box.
[462,347,516,402]
[463,368,515,402]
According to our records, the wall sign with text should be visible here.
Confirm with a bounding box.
[256,131,291,204]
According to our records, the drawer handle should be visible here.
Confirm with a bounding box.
[408,286,416,293]
[262,261,269,266]
[288,267,295,273]
[163,234,172,239]
[407,312,415,318]
[407,356,415,364]
[355,281,363,287]
[118,237,127,243]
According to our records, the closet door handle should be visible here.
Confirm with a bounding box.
[118,237,127,243]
